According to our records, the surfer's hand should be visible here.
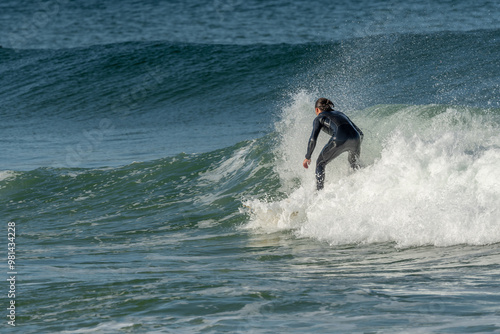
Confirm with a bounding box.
[303,159,311,169]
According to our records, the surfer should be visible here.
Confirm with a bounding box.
[303,98,363,190]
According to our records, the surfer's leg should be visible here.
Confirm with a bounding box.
[315,139,344,190]
[315,162,327,191]
[347,139,361,170]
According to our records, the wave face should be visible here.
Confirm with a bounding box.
[1,137,278,231]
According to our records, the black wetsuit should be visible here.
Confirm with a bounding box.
[305,110,363,190]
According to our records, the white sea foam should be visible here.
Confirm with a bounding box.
[196,141,257,205]
[199,142,255,184]
[59,321,136,333]
[0,170,18,182]
[244,92,500,247]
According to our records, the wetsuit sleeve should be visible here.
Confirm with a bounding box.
[305,117,322,159]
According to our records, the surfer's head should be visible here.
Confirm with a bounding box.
[315,97,334,113]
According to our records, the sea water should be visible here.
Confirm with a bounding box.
[1,0,500,333]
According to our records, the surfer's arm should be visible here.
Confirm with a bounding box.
[305,117,322,160]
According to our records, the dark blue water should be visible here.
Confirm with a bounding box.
[1,1,500,333]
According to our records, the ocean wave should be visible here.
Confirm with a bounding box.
[2,28,499,120]
[2,100,500,247]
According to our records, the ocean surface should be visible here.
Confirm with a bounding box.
[1,0,500,333]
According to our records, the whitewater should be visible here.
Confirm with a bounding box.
[244,92,500,248]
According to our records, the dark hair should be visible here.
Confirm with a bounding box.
[315,97,334,111]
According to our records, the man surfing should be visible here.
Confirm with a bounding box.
[303,98,364,190]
